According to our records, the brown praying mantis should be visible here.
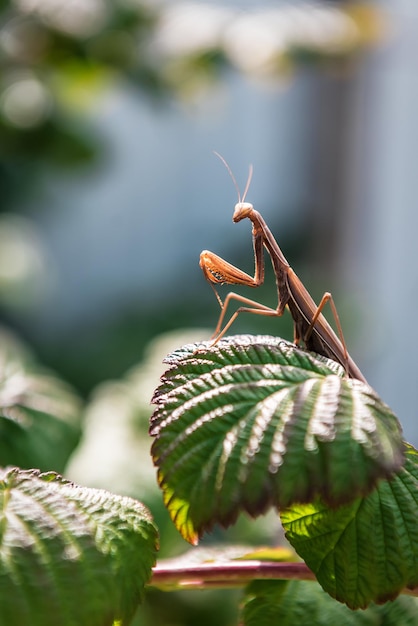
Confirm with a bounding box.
[199,155,366,383]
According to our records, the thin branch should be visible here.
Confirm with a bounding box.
[150,560,316,590]
[150,559,418,598]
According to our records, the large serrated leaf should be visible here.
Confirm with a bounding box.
[150,335,404,544]
[241,579,418,626]
[0,468,159,626]
[281,444,418,609]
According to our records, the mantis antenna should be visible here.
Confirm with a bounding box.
[213,151,253,204]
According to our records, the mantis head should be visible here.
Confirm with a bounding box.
[233,202,254,223]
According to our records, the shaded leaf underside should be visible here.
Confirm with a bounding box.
[241,579,418,626]
[281,444,418,609]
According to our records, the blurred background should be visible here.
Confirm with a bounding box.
[0,0,417,622]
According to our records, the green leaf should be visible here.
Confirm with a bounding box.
[0,357,82,472]
[281,444,418,609]
[0,467,159,626]
[150,335,404,544]
[241,579,418,626]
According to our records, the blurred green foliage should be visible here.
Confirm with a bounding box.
[0,0,381,203]
[0,0,164,202]
[0,326,82,471]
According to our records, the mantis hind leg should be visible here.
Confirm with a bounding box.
[303,292,349,373]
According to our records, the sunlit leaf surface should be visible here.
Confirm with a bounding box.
[0,468,158,626]
[150,335,404,543]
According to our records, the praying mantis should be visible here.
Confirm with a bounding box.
[199,155,366,383]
